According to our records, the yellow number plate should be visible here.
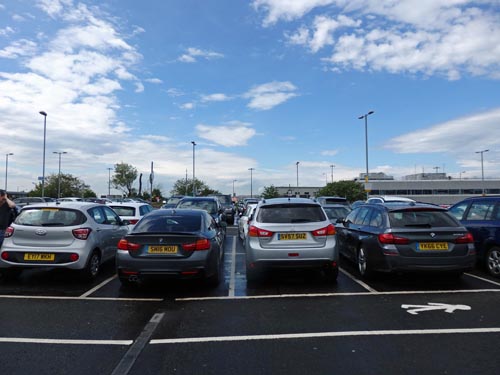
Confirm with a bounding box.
[418,242,449,251]
[24,253,55,261]
[279,233,307,240]
[148,245,178,254]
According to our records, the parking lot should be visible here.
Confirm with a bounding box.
[1,226,500,374]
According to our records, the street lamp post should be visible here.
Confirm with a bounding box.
[107,167,113,196]
[296,161,299,188]
[330,164,335,183]
[248,168,255,198]
[459,171,466,180]
[358,110,374,199]
[53,151,67,199]
[476,149,489,195]
[232,179,237,197]
[191,141,196,196]
[5,153,13,191]
[39,111,47,197]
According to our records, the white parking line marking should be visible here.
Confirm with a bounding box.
[339,268,379,293]
[0,295,162,301]
[0,338,133,345]
[175,288,500,301]
[150,327,500,344]
[465,272,500,287]
[228,236,237,297]
[79,274,117,298]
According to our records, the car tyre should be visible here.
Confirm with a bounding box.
[486,246,500,278]
[357,247,374,279]
[81,250,101,281]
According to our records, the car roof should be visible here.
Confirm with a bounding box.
[258,197,320,206]
[363,202,446,212]
[107,202,151,207]
[178,196,218,201]
[19,201,100,210]
[154,208,209,217]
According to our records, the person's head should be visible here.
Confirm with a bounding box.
[0,190,6,202]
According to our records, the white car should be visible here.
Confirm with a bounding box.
[238,203,257,241]
[107,202,154,229]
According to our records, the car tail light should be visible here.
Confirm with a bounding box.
[72,228,91,240]
[70,253,79,262]
[248,225,274,238]
[312,224,336,237]
[455,232,474,244]
[117,239,141,252]
[378,233,410,245]
[4,227,14,238]
[128,219,139,225]
[182,238,211,251]
[1,252,9,260]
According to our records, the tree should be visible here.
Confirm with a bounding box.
[262,185,279,199]
[170,178,220,196]
[30,173,95,198]
[316,180,366,202]
[112,162,138,197]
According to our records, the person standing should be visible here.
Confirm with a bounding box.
[0,190,16,247]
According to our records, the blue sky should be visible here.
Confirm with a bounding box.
[1,0,499,197]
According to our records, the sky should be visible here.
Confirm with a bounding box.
[1,0,499,197]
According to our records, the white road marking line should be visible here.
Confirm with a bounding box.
[111,312,165,375]
[465,272,500,287]
[0,338,133,345]
[0,295,162,301]
[175,288,500,301]
[150,327,500,344]
[228,236,237,297]
[79,274,117,298]
[340,268,378,293]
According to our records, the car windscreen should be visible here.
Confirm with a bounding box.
[132,215,202,233]
[15,208,86,226]
[257,204,327,223]
[177,200,217,214]
[109,206,136,216]
[389,210,459,228]
[323,207,350,220]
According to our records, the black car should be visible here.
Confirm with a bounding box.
[448,196,500,277]
[336,202,476,278]
[175,197,227,236]
[211,194,236,225]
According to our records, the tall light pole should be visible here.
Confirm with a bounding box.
[191,141,196,196]
[248,168,255,198]
[296,161,299,188]
[5,153,13,191]
[39,111,47,197]
[107,167,113,196]
[53,151,67,199]
[232,179,237,197]
[330,164,335,183]
[476,149,489,195]
[459,171,466,180]
[358,110,374,198]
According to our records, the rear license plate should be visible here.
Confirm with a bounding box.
[418,242,449,251]
[278,233,307,240]
[24,253,55,261]
[148,245,178,254]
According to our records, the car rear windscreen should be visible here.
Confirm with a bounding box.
[16,208,86,226]
[133,215,202,233]
[389,210,459,228]
[110,206,136,216]
[257,204,326,223]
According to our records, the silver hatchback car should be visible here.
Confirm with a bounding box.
[0,202,129,280]
[245,198,338,282]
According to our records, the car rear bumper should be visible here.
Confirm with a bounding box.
[378,254,476,272]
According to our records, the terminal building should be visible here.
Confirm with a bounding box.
[275,172,500,205]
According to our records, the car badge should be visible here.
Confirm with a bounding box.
[430,232,436,238]
[159,238,164,243]
[35,229,47,236]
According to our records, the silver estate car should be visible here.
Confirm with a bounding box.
[0,202,129,280]
[245,198,338,282]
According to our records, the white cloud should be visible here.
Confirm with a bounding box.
[384,108,500,155]
[321,149,339,156]
[145,78,162,84]
[180,102,195,110]
[201,93,231,102]
[196,122,257,147]
[0,26,15,36]
[166,88,184,97]
[177,47,224,63]
[0,39,37,58]
[256,0,500,80]
[244,81,298,110]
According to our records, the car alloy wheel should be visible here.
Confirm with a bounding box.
[357,247,373,279]
[486,247,500,277]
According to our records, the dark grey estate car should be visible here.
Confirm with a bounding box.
[336,202,476,278]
